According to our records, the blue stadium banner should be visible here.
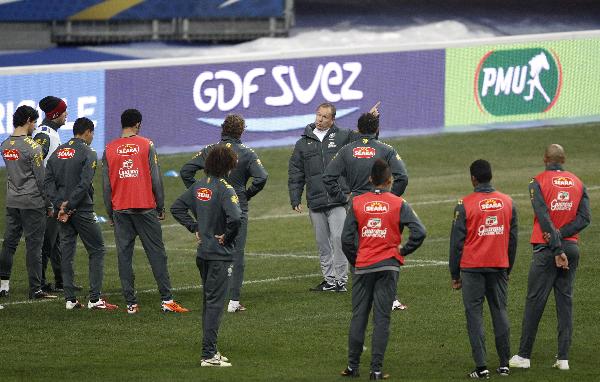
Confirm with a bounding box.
[0,70,106,166]
[0,0,286,21]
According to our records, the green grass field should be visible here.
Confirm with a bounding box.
[0,124,598,381]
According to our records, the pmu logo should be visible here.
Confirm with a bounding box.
[353,147,376,159]
[2,149,20,161]
[552,176,574,188]
[475,48,562,116]
[117,144,140,156]
[479,198,504,211]
[196,188,212,201]
[364,201,389,214]
[57,148,75,159]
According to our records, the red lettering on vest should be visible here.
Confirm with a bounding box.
[364,201,389,214]
[461,191,513,269]
[196,188,212,201]
[116,143,140,156]
[479,198,503,211]
[105,136,156,211]
[353,192,404,268]
[57,148,75,159]
[2,149,20,161]
[353,147,376,158]
[531,171,583,243]
[552,176,575,188]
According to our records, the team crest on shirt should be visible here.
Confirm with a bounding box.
[57,148,75,159]
[552,176,574,188]
[196,188,212,201]
[364,201,389,214]
[2,149,20,161]
[479,198,503,211]
[353,147,376,159]
[231,194,239,204]
[116,144,140,156]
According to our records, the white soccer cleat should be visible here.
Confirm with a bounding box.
[553,359,569,370]
[65,300,83,310]
[88,298,119,310]
[509,355,531,369]
[215,352,229,362]
[392,299,407,311]
[201,354,232,367]
[227,300,247,313]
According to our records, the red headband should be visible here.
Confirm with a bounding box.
[46,99,67,120]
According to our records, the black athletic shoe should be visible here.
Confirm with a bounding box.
[41,283,64,293]
[310,280,336,292]
[341,367,359,378]
[31,290,58,300]
[369,371,389,380]
[336,282,348,292]
[467,369,490,379]
[0,290,8,298]
[496,367,510,376]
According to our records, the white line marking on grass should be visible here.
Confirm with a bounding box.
[0,259,448,307]
[97,185,600,233]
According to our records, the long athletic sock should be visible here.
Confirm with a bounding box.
[0,279,9,291]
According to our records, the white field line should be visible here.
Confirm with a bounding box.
[99,184,600,232]
[0,259,448,307]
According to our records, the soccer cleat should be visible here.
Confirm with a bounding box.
[227,300,247,313]
[341,366,360,377]
[496,367,510,376]
[65,300,83,310]
[369,371,390,380]
[161,300,189,313]
[31,290,58,299]
[88,298,119,310]
[467,369,490,379]
[0,304,4,309]
[392,299,407,311]
[309,280,327,291]
[215,351,229,362]
[0,290,9,298]
[201,354,232,367]
[552,359,569,370]
[509,354,531,369]
[336,282,348,292]
[127,304,140,314]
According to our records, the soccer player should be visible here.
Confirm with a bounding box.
[102,109,188,314]
[510,144,590,371]
[324,111,409,310]
[171,145,242,367]
[33,95,68,293]
[180,114,267,312]
[0,106,56,299]
[449,159,518,379]
[340,159,425,380]
[45,117,118,310]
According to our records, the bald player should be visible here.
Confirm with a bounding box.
[510,144,591,372]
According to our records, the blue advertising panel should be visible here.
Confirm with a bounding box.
[0,0,286,21]
[105,50,445,152]
[0,70,105,166]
